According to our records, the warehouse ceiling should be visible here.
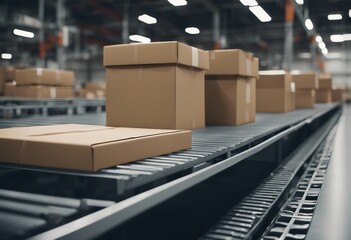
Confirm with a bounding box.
[0,0,350,65]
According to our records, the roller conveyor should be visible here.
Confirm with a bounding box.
[0,103,344,239]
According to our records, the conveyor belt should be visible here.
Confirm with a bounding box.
[0,104,340,196]
[200,107,339,240]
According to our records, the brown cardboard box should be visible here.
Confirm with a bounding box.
[85,81,106,98]
[257,70,295,113]
[4,82,16,97]
[296,89,315,108]
[206,50,258,77]
[104,41,209,130]
[332,89,344,102]
[291,72,319,89]
[0,124,192,172]
[16,68,75,87]
[4,67,16,82]
[0,70,4,94]
[318,73,332,89]
[316,89,332,103]
[205,76,256,125]
[14,86,73,98]
[77,89,96,99]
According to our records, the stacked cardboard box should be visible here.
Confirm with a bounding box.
[205,49,259,125]
[1,66,26,96]
[316,73,332,103]
[332,88,345,102]
[12,68,74,98]
[291,72,319,108]
[78,81,106,99]
[104,41,209,129]
[257,70,295,113]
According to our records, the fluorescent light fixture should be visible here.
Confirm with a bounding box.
[13,28,34,38]
[318,42,326,49]
[349,9,351,18]
[239,0,258,7]
[343,33,351,41]
[259,70,286,75]
[138,14,157,24]
[291,70,302,74]
[322,48,328,55]
[326,52,342,59]
[295,0,304,5]
[328,14,342,20]
[1,53,12,59]
[129,34,151,43]
[249,6,272,22]
[168,0,187,6]
[185,27,200,34]
[330,34,344,42]
[305,19,313,30]
[298,52,311,59]
[316,35,323,43]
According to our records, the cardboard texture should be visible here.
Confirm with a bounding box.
[292,72,319,89]
[316,89,332,103]
[205,76,256,125]
[206,50,259,77]
[332,89,344,102]
[106,65,205,129]
[4,82,16,97]
[318,73,332,89]
[105,42,209,130]
[104,41,209,70]
[0,124,192,172]
[296,89,315,108]
[14,86,73,98]
[16,68,75,87]
[257,70,295,113]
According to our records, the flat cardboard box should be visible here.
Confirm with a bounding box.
[16,68,75,87]
[4,82,16,97]
[205,76,256,125]
[296,89,315,108]
[0,124,192,172]
[14,86,73,98]
[257,70,295,113]
[105,41,209,130]
[104,41,209,70]
[316,89,332,103]
[318,73,332,89]
[291,72,319,89]
[206,50,258,77]
[332,89,344,102]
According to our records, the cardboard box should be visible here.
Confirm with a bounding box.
[206,50,258,77]
[85,81,106,98]
[316,89,332,103]
[205,76,256,125]
[104,41,209,130]
[291,72,319,89]
[257,70,295,113]
[14,86,73,98]
[318,73,332,89]
[332,89,344,102]
[4,82,16,97]
[0,71,4,94]
[4,67,16,82]
[16,68,75,87]
[77,89,96,99]
[0,124,192,172]
[296,89,315,108]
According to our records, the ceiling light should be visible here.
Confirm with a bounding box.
[138,14,157,24]
[304,19,313,30]
[168,0,187,6]
[1,53,12,60]
[298,52,311,59]
[326,52,342,59]
[239,0,258,7]
[295,0,304,5]
[249,6,272,22]
[349,9,351,18]
[330,34,344,42]
[343,33,351,41]
[291,70,302,74]
[185,27,200,34]
[318,42,326,49]
[13,28,34,38]
[316,35,323,43]
[129,35,151,43]
[322,48,328,55]
[328,14,342,21]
